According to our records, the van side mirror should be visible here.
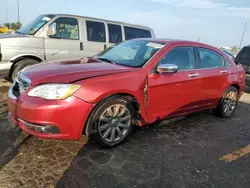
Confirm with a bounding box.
[47,24,56,36]
[157,64,178,73]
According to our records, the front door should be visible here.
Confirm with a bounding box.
[147,46,203,121]
[45,17,84,62]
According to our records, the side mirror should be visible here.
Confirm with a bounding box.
[47,24,56,36]
[157,64,178,73]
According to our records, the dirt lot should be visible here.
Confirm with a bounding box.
[1,78,250,188]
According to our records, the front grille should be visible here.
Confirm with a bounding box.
[12,73,31,98]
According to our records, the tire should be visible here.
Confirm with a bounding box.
[215,86,238,118]
[87,96,136,148]
[10,58,40,82]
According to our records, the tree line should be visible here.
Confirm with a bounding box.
[0,22,22,32]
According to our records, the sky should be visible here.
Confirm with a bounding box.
[0,0,250,47]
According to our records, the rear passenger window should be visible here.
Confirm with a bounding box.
[86,21,106,42]
[108,24,122,43]
[198,48,223,69]
[124,26,151,40]
[224,57,232,67]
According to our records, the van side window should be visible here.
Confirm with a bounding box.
[108,24,122,43]
[86,21,106,42]
[124,26,151,40]
[48,17,79,40]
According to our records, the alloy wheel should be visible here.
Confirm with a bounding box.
[98,104,131,143]
[223,91,237,116]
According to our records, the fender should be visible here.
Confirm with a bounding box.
[10,53,45,63]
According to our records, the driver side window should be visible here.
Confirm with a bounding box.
[159,46,195,71]
[48,17,79,40]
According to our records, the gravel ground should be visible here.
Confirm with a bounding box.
[1,78,250,188]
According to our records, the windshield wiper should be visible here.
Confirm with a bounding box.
[96,57,117,65]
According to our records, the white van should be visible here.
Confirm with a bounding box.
[0,14,155,81]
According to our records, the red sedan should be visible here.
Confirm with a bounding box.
[8,39,245,147]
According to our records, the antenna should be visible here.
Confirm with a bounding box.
[239,22,248,48]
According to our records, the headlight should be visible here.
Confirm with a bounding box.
[27,84,80,100]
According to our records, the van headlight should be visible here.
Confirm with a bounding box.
[27,84,80,100]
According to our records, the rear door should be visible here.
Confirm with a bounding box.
[82,20,108,57]
[45,17,84,62]
[194,47,230,107]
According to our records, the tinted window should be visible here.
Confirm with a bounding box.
[198,48,223,69]
[236,46,250,61]
[159,47,195,71]
[86,21,106,42]
[108,24,122,43]
[124,26,151,40]
[49,17,79,40]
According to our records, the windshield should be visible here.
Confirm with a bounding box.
[18,14,55,35]
[100,40,165,67]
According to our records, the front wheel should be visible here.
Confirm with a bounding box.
[87,96,136,148]
[10,58,40,82]
[215,87,238,118]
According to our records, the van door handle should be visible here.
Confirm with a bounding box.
[220,70,229,73]
[80,42,83,51]
[188,73,199,77]
[104,44,107,50]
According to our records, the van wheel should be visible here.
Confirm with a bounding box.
[215,87,238,118]
[10,58,40,82]
[87,96,136,148]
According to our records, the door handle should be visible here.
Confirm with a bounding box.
[220,70,229,73]
[188,73,199,77]
[104,44,107,50]
[80,42,83,51]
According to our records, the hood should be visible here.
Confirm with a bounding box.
[0,32,29,39]
[22,58,135,85]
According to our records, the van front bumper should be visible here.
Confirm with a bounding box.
[0,60,12,77]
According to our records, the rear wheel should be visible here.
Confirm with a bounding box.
[215,87,238,118]
[87,96,136,148]
[10,58,40,82]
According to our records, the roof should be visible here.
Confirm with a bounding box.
[42,13,152,30]
[132,38,216,48]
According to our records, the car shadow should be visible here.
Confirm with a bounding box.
[0,85,24,168]
[55,100,250,188]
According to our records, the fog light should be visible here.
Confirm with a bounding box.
[18,119,60,134]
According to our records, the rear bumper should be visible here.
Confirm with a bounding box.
[0,61,12,77]
[8,91,96,140]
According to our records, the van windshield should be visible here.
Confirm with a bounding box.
[18,14,55,35]
[100,40,165,67]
